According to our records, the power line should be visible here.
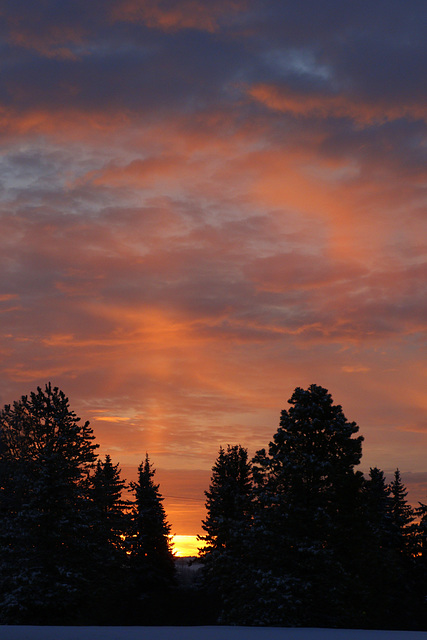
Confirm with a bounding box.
[163,494,204,502]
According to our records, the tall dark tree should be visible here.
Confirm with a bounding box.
[364,467,393,540]
[414,502,427,627]
[199,445,253,622]
[390,468,416,554]
[383,468,420,628]
[88,454,130,623]
[415,501,427,560]
[354,467,398,628]
[127,454,175,621]
[91,454,129,551]
[0,383,99,623]
[251,384,364,626]
[253,384,363,504]
[200,444,253,555]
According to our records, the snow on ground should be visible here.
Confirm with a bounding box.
[2,627,427,640]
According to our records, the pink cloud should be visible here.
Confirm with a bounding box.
[110,0,248,32]
[248,83,427,125]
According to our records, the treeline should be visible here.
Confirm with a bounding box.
[199,385,427,630]
[0,384,180,625]
[1,383,427,629]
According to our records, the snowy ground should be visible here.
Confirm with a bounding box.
[2,627,427,640]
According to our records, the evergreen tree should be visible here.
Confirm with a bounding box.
[200,444,253,555]
[364,467,393,539]
[88,454,130,623]
[91,454,129,551]
[198,445,253,622]
[355,467,397,628]
[390,468,416,554]
[414,502,427,627]
[386,469,419,627]
[415,501,427,559]
[127,454,175,621]
[0,383,99,623]
[354,468,420,629]
[251,384,364,626]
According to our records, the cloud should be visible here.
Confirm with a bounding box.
[248,84,427,125]
[110,0,249,33]
[0,0,426,533]
[342,366,370,374]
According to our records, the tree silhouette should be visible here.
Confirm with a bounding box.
[251,384,364,626]
[88,454,130,623]
[127,453,175,620]
[199,444,253,622]
[0,383,99,623]
[200,444,253,555]
[390,468,416,554]
[91,454,129,550]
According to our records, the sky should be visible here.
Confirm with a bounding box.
[0,0,426,555]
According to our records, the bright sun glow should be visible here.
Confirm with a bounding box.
[172,535,205,557]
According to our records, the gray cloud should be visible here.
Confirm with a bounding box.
[0,0,426,533]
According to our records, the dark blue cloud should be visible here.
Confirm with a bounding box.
[1,0,425,115]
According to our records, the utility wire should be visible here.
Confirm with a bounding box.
[163,494,204,502]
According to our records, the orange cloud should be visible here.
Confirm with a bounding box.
[248,84,427,125]
[1,4,88,60]
[94,416,131,422]
[0,294,19,302]
[111,0,247,32]
[81,154,192,189]
[0,107,132,142]
[8,27,85,60]
[342,365,371,373]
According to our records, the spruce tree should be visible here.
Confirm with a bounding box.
[0,383,99,623]
[387,469,418,627]
[251,384,364,626]
[364,467,393,539]
[414,502,427,627]
[127,454,175,621]
[356,467,397,628]
[91,454,129,551]
[415,502,427,559]
[199,445,253,622]
[88,454,130,623]
[200,444,253,555]
[353,468,420,629]
[390,468,416,554]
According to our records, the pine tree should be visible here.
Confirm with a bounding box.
[127,453,175,621]
[198,445,253,622]
[253,384,363,505]
[88,454,131,623]
[414,502,427,627]
[364,467,393,538]
[251,384,364,626]
[355,467,397,628]
[415,502,427,559]
[91,454,129,551]
[390,468,416,554]
[0,383,99,623]
[353,467,420,629]
[200,444,253,555]
[386,469,419,627]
